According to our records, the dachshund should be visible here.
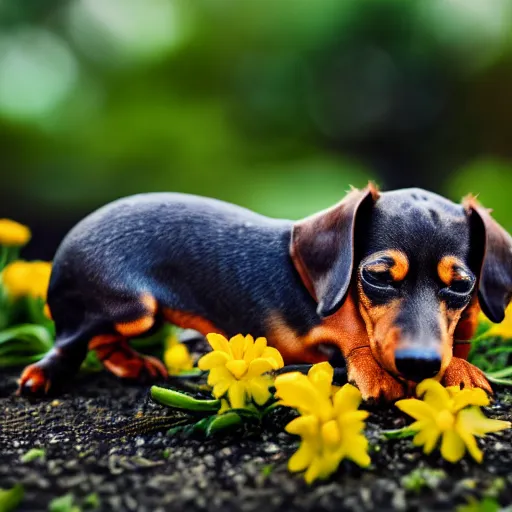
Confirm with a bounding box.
[18,184,512,401]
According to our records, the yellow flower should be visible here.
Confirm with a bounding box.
[198,333,284,409]
[2,261,52,299]
[275,363,371,483]
[484,304,512,339]
[396,379,511,463]
[163,334,194,375]
[0,219,31,247]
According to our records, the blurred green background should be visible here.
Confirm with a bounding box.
[0,0,511,259]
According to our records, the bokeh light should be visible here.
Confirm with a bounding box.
[0,0,509,259]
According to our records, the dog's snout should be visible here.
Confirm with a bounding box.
[395,349,441,382]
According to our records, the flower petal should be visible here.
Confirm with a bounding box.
[452,388,490,412]
[275,372,332,420]
[344,435,371,467]
[304,456,323,484]
[247,358,274,378]
[207,366,233,386]
[333,384,363,415]
[229,334,246,360]
[321,420,341,448]
[288,440,315,473]
[455,421,483,463]
[412,422,440,454]
[308,362,334,397]
[318,452,344,480]
[228,381,247,409]
[253,337,268,357]
[395,398,436,421]
[198,351,230,371]
[164,343,193,374]
[416,378,451,409]
[243,335,264,362]
[458,407,512,436]
[286,415,319,438]
[225,359,248,379]
[243,334,254,354]
[206,333,232,354]
[218,399,230,414]
[440,430,466,463]
[248,376,272,406]
[260,346,284,369]
[213,379,232,398]
[336,410,369,434]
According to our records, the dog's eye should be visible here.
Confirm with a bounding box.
[449,278,474,295]
[360,267,399,303]
[362,268,394,287]
[439,274,475,308]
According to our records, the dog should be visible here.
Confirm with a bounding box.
[18,184,512,400]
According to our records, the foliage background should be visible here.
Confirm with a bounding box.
[0,0,511,260]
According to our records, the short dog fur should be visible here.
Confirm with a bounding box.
[18,185,512,400]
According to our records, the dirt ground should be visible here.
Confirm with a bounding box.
[0,367,511,512]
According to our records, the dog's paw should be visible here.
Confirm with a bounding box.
[442,357,492,394]
[347,349,405,402]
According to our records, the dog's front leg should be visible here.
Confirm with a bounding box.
[346,346,405,402]
[441,357,493,394]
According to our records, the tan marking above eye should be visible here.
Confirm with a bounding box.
[438,255,470,286]
[364,249,409,282]
[365,262,389,273]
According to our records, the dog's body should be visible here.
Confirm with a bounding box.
[19,186,512,400]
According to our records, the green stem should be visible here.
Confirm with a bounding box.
[0,246,8,270]
[381,427,417,440]
[0,324,53,351]
[151,386,220,412]
[485,375,512,387]
[485,367,512,379]
[0,353,48,367]
[206,412,242,436]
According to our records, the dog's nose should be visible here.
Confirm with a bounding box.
[394,349,442,382]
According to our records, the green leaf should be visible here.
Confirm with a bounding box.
[0,323,53,365]
[456,497,500,512]
[151,385,220,412]
[0,484,24,512]
[191,417,213,434]
[485,375,512,387]
[80,351,103,373]
[381,427,417,440]
[83,493,100,510]
[48,493,80,512]
[401,468,447,493]
[0,353,48,367]
[20,448,45,463]
[261,464,274,478]
[485,367,512,379]
[171,369,203,378]
[206,412,242,436]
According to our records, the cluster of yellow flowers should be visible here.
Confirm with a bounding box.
[2,261,52,300]
[275,362,370,483]
[163,333,194,375]
[396,379,511,463]
[0,219,52,301]
[198,333,284,409]
[485,304,512,339]
[0,219,31,247]
[191,333,511,483]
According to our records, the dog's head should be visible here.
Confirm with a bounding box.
[291,185,512,382]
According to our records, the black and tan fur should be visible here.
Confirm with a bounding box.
[18,186,512,401]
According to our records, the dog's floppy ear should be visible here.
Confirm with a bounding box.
[291,184,378,318]
[464,196,512,323]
